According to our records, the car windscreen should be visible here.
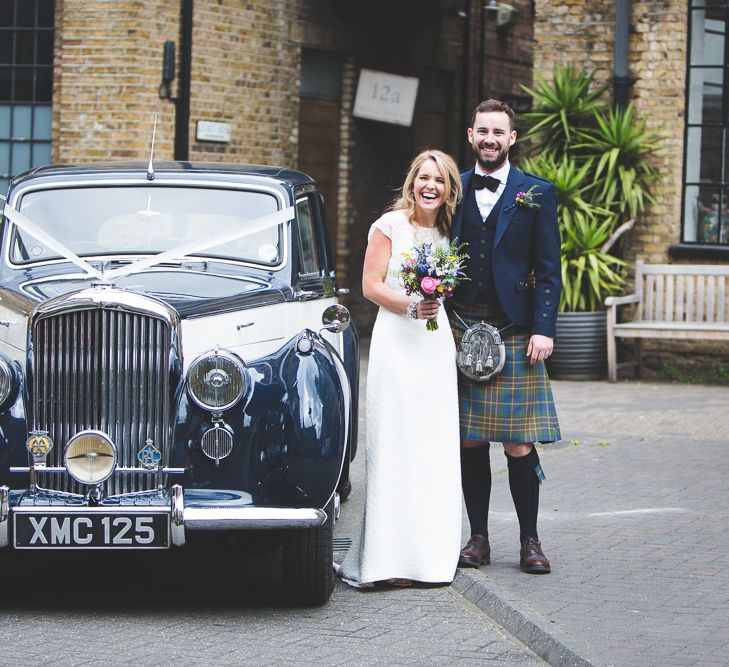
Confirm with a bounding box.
[9,185,282,266]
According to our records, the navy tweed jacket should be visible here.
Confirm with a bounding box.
[451,166,562,338]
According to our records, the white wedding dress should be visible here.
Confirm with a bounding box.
[339,210,462,586]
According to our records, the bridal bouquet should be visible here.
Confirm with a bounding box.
[398,239,469,331]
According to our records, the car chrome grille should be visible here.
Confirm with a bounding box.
[32,307,172,495]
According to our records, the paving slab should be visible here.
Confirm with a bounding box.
[468,379,729,667]
[337,342,729,666]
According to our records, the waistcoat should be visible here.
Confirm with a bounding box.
[457,187,501,305]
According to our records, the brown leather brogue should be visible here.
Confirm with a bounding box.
[519,537,551,574]
[458,534,491,567]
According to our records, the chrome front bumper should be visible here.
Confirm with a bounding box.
[0,484,329,549]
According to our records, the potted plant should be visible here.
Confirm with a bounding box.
[517,65,661,379]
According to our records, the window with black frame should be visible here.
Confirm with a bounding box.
[684,1,729,247]
[0,0,54,195]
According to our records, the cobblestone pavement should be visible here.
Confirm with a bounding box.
[461,379,729,666]
[3,350,727,667]
[0,548,542,666]
[0,342,540,667]
[340,345,729,666]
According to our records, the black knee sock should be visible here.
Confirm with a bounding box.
[506,447,541,543]
[460,446,491,537]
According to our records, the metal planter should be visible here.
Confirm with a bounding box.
[546,311,607,381]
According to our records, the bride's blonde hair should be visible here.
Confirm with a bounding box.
[392,149,462,235]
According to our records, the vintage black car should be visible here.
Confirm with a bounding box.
[0,161,358,605]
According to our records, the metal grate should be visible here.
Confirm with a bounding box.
[32,307,171,496]
[333,536,352,553]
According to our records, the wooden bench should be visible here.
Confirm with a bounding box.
[605,260,729,381]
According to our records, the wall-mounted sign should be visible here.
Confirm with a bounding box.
[196,120,232,143]
[353,69,419,127]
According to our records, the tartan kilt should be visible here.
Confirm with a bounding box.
[449,301,561,444]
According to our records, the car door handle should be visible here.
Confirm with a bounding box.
[294,290,319,301]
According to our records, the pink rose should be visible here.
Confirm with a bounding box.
[420,276,440,294]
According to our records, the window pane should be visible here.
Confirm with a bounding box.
[0,141,9,173]
[296,196,320,274]
[14,67,32,101]
[11,141,30,172]
[12,104,31,138]
[722,189,729,243]
[15,31,34,64]
[0,33,12,64]
[0,178,8,195]
[0,3,54,183]
[35,66,51,101]
[37,30,53,64]
[697,0,729,13]
[13,186,281,264]
[33,104,51,139]
[0,105,9,137]
[0,4,12,28]
[685,126,723,183]
[687,66,724,123]
[690,11,725,66]
[16,1,35,28]
[0,67,11,100]
[300,49,341,99]
[695,187,720,242]
[685,185,717,241]
[31,140,50,167]
[701,126,722,181]
[37,0,54,28]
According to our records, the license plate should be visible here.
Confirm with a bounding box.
[13,509,170,549]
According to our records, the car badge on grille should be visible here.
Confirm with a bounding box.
[138,440,162,469]
[26,431,53,463]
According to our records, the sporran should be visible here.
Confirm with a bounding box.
[454,311,514,382]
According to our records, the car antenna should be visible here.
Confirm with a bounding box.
[147,114,158,181]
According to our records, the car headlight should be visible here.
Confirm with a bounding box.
[187,350,247,411]
[64,431,117,485]
[0,356,15,407]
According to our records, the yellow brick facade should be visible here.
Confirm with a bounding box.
[534,0,688,265]
[53,0,179,162]
[53,0,298,167]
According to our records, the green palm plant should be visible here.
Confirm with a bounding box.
[576,104,661,218]
[560,214,628,312]
[520,65,607,150]
[518,64,661,312]
[521,152,624,311]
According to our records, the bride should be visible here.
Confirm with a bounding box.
[338,149,463,587]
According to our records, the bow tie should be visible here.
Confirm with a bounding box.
[472,173,500,192]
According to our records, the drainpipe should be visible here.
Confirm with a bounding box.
[459,0,471,167]
[613,0,632,108]
[175,0,193,161]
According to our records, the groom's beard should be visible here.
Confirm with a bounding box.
[473,143,509,172]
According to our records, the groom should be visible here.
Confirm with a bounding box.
[449,99,561,574]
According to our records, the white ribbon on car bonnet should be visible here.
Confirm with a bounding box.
[2,204,295,282]
[3,204,105,280]
[101,205,295,281]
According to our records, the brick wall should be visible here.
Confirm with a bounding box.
[533,0,687,266]
[534,1,729,373]
[53,0,298,167]
[189,1,298,166]
[53,0,179,162]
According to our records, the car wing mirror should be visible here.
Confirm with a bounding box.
[321,304,351,334]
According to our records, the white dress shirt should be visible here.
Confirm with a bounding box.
[474,161,511,220]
